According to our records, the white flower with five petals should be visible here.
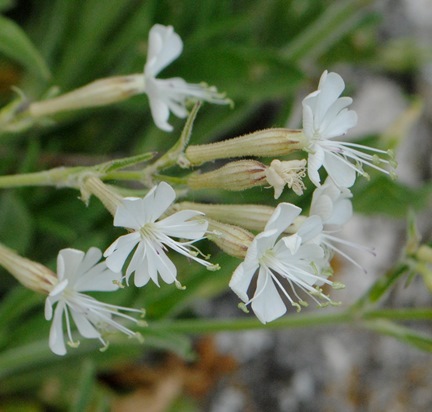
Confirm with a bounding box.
[104,181,214,288]
[45,247,143,356]
[302,70,394,187]
[229,203,335,324]
[144,24,229,131]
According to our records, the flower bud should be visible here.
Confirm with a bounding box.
[174,202,306,235]
[29,75,144,118]
[0,243,57,294]
[188,160,267,191]
[173,202,275,232]
[206,218,254,259]
[185,128,306,166]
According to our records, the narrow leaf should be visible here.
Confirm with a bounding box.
[0,15,50,80]
[365,319,432,352]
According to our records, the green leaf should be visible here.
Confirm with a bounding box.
[353,175,432,217]
[351,263,409,311]
[282,0,373,62]
[97,151,156,173]
[181,44,303,101]
[70,360,96,412]
[0,15,50,80]
[0,192,33,253]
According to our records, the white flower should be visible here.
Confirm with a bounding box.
[45,247,143,356]
[104,181,214,288]
[144,24,229,131]
[229,203,335,324]
[302,70,394,187]
[301,177,371,271]
[310,177,352,228]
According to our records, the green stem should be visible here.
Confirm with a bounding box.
[363,308,432,321]
[147,306,432,336]
[0,166,85,189]
[149,310,353,334]
[103,170,145,181]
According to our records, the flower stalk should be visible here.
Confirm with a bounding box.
[81,175,123,216]
[29,75,144,118]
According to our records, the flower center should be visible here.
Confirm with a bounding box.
[139,222,158,240]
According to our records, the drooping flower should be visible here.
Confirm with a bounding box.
[310,176,353,229]
[144,24,229,131]
[302,70,395,187]
[104,181,215,288]
[45,247,143,356]
[229,203,337,324]
[265,159,307,199]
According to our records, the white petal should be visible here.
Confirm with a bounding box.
[301,100,316,140]
[308,145,324,187]
[254,229,279,257]
[251,267,286,324]
[322,109,358,139]
[44,297,53,320]
[158,210,207,239]
[71,309,101,339]
[323,152,356,188]
[104,232,141,273]
[153,249,178,285]
[328,197,352,226]
[146,79,173,132]
[127,242,151,287]
[294,243,325,263]
[310,193,333,221]
[279,233,302,255]
[49,302,66,356]
[314,72,345,126]
[114,197,148,229]
[75,262,121,292]
[57,249,84,284]
[265,203,302,237]
[145,24,183,77]
[143,182,176,222]
[297,216,324,243]
[229,260,259,303]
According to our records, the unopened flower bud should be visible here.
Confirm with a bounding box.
[173,202,275,232]
[29,75,144,118]
[188,160,267,191]
[185,128,306,166]
[265,159,307,199]
[0,243,57,294]
[206,218,254,259]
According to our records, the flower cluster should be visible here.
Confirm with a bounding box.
[229,181,353,323]
[0,23,397,355]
